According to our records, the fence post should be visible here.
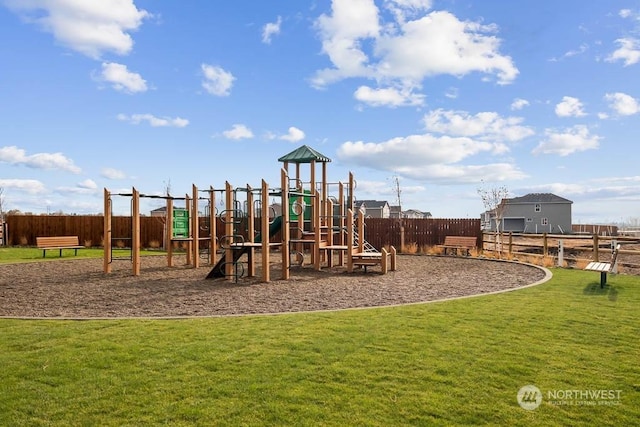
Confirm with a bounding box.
[558,239,564,267]
[508,232,513,255]
[543,233,548,257]
[593,234,599,262]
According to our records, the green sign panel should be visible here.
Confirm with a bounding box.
[172,208,189,237]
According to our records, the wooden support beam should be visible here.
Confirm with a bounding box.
[167,197,174,267]
[262,179,270,282]
[192,184,199,269]
[132,187,140,276]
[281,169,290,280]
[103,188,112,273]
[247,184,256,278]
[347,208,354,273]
[224,181,233,279]
[209,186,216,265]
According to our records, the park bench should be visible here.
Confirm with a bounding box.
[36,236,85,258]
[585,244,621,288]
[350,247,397,274]
[440,236,477,256]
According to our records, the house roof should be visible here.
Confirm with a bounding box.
[278,145,332,163]
[355,200,389,209]
[505,193,573,204]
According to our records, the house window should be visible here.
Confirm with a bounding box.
[526,218,533,222]
[534,203,541,212]
[541,218,548,226]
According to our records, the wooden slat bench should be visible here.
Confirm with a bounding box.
[350,247,397,274]
[585,244,620,288]
[36,236,85,258]
[439,236,477,256]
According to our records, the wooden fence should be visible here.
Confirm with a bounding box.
[482,232,640,268]
[3,215,481,250]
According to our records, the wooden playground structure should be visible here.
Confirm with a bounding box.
[103,145,397,280]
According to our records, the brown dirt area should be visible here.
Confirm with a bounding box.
[0,255,549,318]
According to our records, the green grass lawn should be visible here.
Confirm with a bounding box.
[0,265,638,426]
[0,246,164,264]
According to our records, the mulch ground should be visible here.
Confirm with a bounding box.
[0,254,549,318]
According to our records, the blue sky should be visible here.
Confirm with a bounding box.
[1,0,639,223]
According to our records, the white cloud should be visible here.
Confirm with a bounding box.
[312,2,518,93]
[0,178,46,194]
[510,98,530,110]
[532,125,601,156]
[117,113,189,127]
[101,168,126,179]
[423,109,534,143]
[444,87,458,99]
[337,133,526,183]
[354,85,425,107]
[383,0,433,24]
[262,16,282,44]
[356,179,426,196]
[201,64,235,96]
[78,179,97,190]
[0,145,81,173]
[280,127,306,142]
[555,96,586,117]
[97,62,147,93]
[4,0,150,59]
[606,38,640,66]
[619,9,633,19]
[223,124,254,140]
[604,92,640,116]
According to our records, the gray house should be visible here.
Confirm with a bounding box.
[354,200,390,218]
[481,193,573,234]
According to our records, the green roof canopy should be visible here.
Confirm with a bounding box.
[278,145,332,163]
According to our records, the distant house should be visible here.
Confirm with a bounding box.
[150,206,167,217]
[354,200,390,218]
[481,193,573,234]
[389,205,402,219]
[403,209,432,219]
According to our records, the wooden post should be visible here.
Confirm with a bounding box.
[313,189,321,271]
[337,181,345,266]
[281,169,290,280]
[310,160,316,198]
[262,179,270,282]
[543,233,548,257]
[357,209,365,254]
[224,181,233,280]
[167,197,174,267]
[103,188,112,273]
[184,194,192,266]
[508,232,513,255]
[322,161,328,215]
[381,247,388,274]
[347,209,354,273]
[327,199,334,268]
[209,186,216,265]
[593,233,599,262]
[247,184,255,278]
[192,184,199,268]
[348,172,355,211]
[132,187,140,276]
[390,246,397,271]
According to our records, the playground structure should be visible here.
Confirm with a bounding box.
[103,145,396,280]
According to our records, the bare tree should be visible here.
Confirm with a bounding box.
[391,174,402,213]
[477,184,509,255]
[0,186,5,222]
